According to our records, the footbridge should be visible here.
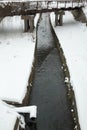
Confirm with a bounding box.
[0,0,86,31]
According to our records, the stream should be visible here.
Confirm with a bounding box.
[28,13,74,130]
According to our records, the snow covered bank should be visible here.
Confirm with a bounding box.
[0,100,21,130]
[0,99,38,130]
[0,14,39,130]
[14,105,37,119]
[50,8,87,130]
[0,14,39,104]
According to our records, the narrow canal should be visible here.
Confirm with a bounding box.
[29,13,74,130]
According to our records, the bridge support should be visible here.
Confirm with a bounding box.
[55,11,65,26]
[71,8,86,23]
[21,15,35,32]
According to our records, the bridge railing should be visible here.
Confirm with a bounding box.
[0,0,86,17]
[31,0,85,9]
[23,0,86,9]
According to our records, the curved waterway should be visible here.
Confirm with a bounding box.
[29,13,74,130]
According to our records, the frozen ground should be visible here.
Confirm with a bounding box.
[0,14,39,104]
[0,14,39,130]
[50,6,87,130]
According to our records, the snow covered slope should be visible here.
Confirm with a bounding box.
[0,100,19,130]
[50,7,87,130]
[0,14,39,104]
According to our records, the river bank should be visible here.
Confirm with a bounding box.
[50,7,87,130]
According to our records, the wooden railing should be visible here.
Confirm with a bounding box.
[0,0,86,16]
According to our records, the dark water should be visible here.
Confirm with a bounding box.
[29,13,74,130]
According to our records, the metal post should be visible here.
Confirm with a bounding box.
[57,1,58,8]
[47,2,48,8]
[29,15,34,32]
[24,19,29,32]
[55,12,59,26]
[59,14,63,26]
[37,1,38,9]
[72,1,73,8]
[65,1,66,8]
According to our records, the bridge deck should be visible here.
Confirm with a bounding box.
[0,0,86,16]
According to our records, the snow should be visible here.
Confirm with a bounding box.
[50,7,87,130]
[64,77,69,83]
[14,105,37,119]
[0,0,87,130]
[0,14,39,104]
[0,100,19,130]
[0,13,39,130]
[0,99,37,130]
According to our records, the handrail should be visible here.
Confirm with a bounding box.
[0,0,85,17]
